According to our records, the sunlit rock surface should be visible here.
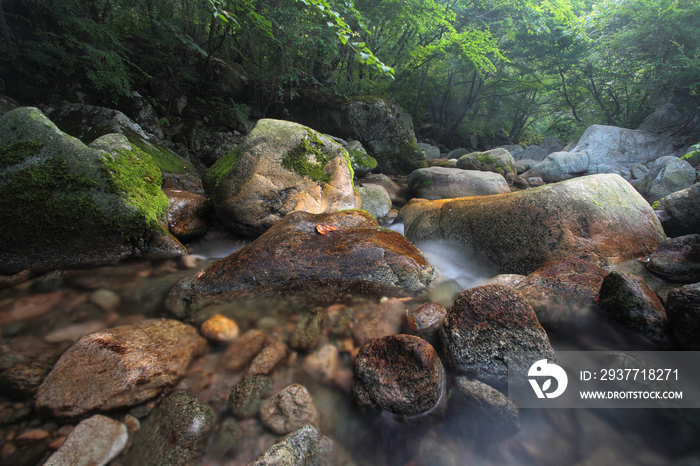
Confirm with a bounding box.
[403,174,666,275]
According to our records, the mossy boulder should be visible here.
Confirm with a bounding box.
[402,174,667,275]
[346,140,377,178]
[0,107,185,274]
[456,148,517,177]
[407,167,510,200]
[202,119,360,238]
[49,103,197,176]
[341,97,427,175]
[355,184,391,219]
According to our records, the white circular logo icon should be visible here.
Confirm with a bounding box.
[528,359,568,399]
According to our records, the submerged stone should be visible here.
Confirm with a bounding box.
[43,415,128,466]
[165,210,437,317]
[249,425,336,466]
[0,108,185,274]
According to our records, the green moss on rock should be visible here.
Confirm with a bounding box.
[123,128,196,175]
[208,145,242,188]
[0,140,45,170]
[348,148,378,171]
[281,132,333,184]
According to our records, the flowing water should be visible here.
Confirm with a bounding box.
[1,230,700,466]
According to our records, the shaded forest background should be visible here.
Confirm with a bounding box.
[0,0,698,149]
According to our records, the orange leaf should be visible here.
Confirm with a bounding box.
[316,224,339,235]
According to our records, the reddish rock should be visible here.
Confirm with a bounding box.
[166,210,436,317]
[0,336,71,397]
[219,329,269,373]
[248,338,287,376]
[0,291,72,326]
[440,284,555,387]
[353,334,444,416]
[515,257,607,325]
[350,298,408,346]
[200,314,239,343]
[35,319,207,417]
[164,189,212,242]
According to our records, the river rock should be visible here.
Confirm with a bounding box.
[519,144,548,161]
[514,258,607,326]
[452,377,520,436]
[35,319,206,417]
[403,174,666,275]
[249,425,336,466]
[166,210,436,316]
[406,302,447,340]
[456,148,517,177]
[637,103,686,136]
[598,271,674,347]
[289,309,324,352]
[199,314,239,342]
[648,235,700,282]
[440,284,555,387]
[219,329,269,372]
[164,189,212,242]
[43,415,128,466]
[248,338,287,376]
[406,167,510,200]
[349,297,408,346]
[127,391,214,466]
[206,58,247,98]
[339,97,426,175]
[203,119,359,237]
[346,140,377,177]
[418,143,441,161]
[356,184,391,219]
[260,384,319,435]
[0,108,185,274]
[49,103,197,176]
[357,173,404,201]
[540,136,565,154]
[353,334,444,416]
[228,375,273,418]
[657,183,700,237]
[638,156,696,203]
[522,151,591,182]
[665,283,700,350]
[0,336,70,398]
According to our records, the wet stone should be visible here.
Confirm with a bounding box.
[440,284,555,387]
[229,375,273,418]
[406,302,447,338]
[666,283,700,350]
[43,414,127,466]
[350,298,408,346]
[205,417,243,460]
[452,377,520,437]
[248,338,287,376]
[302,344,342,386]
[34,319,207,417]
[220,329,268,373]
[127,391,214,466]
[259,384,319,435]
[0,336,70,398]
[249,424,336,466]
[353,334,444,417]
[598,271,675,348]
[648,234,700,283]
[200,314,239,343]
[289,309,324,352]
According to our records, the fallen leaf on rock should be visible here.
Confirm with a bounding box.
[316,224,339,235]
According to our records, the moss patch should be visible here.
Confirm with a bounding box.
[348,148,377,172]
[0,140,45,170]
[123,128,196,175]
[281,130,333,184]
[101,144,169,241]
[208,145,242,188]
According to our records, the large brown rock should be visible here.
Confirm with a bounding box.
[403,174,666,275]
[353,334,444,416]
[203,119,360,237]
[166,210,437,317]
[164,189,212,242]
[440,284,555,387]
[35,319,206,417]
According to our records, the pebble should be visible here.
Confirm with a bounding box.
[0,290,70,326]
[89,289,121,312]
[249,425,336,466]
[350,298,407,345]
[229,375,273,418]
[200,314,240,342]
[220,329,268,372]
[288,309,324,351]
[43,321,107,343]
[248,338,287,376]
[260,384,319,435]
[407,302,447,340]
[302,344,341,386]
[43,415,128,466]
[206,417,243,460]
[15,429,50,444]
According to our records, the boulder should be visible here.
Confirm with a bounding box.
[203,119,359,237]
[35,319,206,417]
[0,108,185,274]
[356,173,404,201]
[406,167,509,200]
[0,336,70,398]
[117,93,164,140]
[521,151,591,182]
[637,156,696,203]
[356,184,391,219]
[598,271,674,347]
[49,103,196,177]
[440,284,555,387]
[403,174,666,275]
[346,140,377,177]
[648,235,700,283]
[499,144,524,159]
[205,58,247,98]
[656,183,700,237]
[164,189,212,242]
[456,148,517,177]
[665,283,700,350]
[127,391,214,466]
[540,136,565,155]
[447,148,470,159]
[637,103,685,136]
[514,258,607,326]
[165,210,437,317]
[0,93,20,116]
[418,143,441,161]
[341,97,426,175]
[519,144,548,162]
[353,334,444,416]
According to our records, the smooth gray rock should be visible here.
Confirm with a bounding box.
[128,391,214,466]
[44,415,127,466]
[356,184,392,219]
[456,148,517,177]
[540,136,565,155]
[522,151,590,182]
[406,167,509,200]
[657,183,700,237]
[519,144,548,161]
[418,143,441,161]
[638,156,696,203]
